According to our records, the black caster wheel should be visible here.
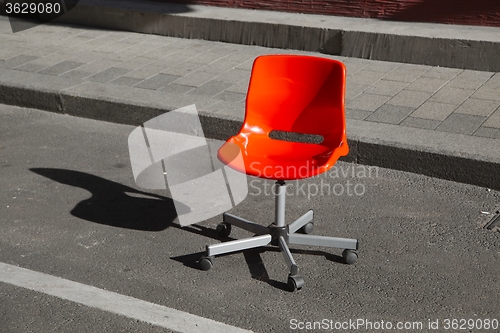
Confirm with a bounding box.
[216,222,231,237]
[199,256,214,271]
[300,222,314,234]
[287,274,304,292]
[342,249,358,265]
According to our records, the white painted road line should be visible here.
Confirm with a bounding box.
[0,262,253,333]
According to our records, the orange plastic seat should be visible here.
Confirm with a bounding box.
[218,55,349,180]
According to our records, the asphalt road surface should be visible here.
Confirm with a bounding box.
[1,104,499,333]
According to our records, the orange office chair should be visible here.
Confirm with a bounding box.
[198,55,359,291]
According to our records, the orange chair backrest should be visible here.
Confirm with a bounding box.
[245,55,347,146]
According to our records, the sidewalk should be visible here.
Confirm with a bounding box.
[0,13,499,190]
[52,0,500,72]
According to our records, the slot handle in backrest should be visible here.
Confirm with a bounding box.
[269,130,324,144]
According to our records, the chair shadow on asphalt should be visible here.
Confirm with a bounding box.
[30,168,345,292]
[30,168,178,231]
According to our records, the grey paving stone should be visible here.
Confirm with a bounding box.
[225,80,250,94]
[175,71,218,87]
[64,35,96,47]
[160,61,205,76]
[365,79,407,96]
[345,82,370,98]
[76,60,123,75]
[0,55,39,69]
[410,101,457,121]
[109,76,144,87]
[405,76,449,93]
[137,35,172,45]
[95,41,135,53]
[400,116,441,130]
[203,100,246,117]
[63,43,100,55]
[0,67,82,92]
[74,30,110,39]
[454,98,500,117]
[430,86,474,104]
[181,41,215,52]
[483,109,500,129]
[173,38,205,48]
[471,87,500,102]
[87,67,131,83]
[38,61,85,76]
[345,109,372,120]
[234,59,255,71]
[213,91,246,102]
[342,58,370,76]
[174,94,220,111]
[152,58,189,72]
[121,35,153,44]
[482,73,500,89]
[362,60,401,73]
[65,51,104,64]
[383,64,431,82]
[105,30,132,38]
[28,53,84,68]
[15,63,47,73]
[81,36,127,50]
[187,80,233,97]
[121,65,166,80]
[347,93,391,111]
[51,28,86,39]
[85,50,111,59]
[473,126,500,139]
[24,46,61,58]
[62,80,184,113]
[366,104,414,124]
[171,47,208,61]
[446,70,494,90]
[10,34,44,46]
[200,46,238,58]
[150,52,193,68]
[215,69,250,84]
[205,44,241,54]
[161,83,194,95]
[189,51,229,64]
[201,60,243,74]
[115,56,155,71]
[436,113,486,135]
[133,73,180,90]
[103,43,154,62]
[387,90,432,108]
[347,70,387,86]
[140,45,181,59]
[0,45,32,61]
[217,49,259,64]
[60,70,93,80]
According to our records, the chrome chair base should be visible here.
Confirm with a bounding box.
[199,181,359,291]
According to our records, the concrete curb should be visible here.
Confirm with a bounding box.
[50,0,500,71]
[346,120,500,191]
[1,72,498,191]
